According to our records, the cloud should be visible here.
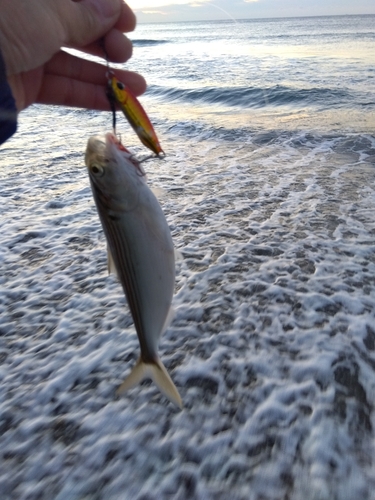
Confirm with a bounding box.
[141,10,168,14]
[127,0,211,10]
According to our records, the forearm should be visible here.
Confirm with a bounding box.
[0,46,17,145]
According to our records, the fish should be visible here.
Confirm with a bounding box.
[108,76,164,156]
[85,132,182,408]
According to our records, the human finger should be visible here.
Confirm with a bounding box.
[102,29,134,62]
[71,29,133,63]
[63,0,133,48]
[112,1,137,32]
[45,51,146,95]
[71,0,136,33]
[36,74,113,109]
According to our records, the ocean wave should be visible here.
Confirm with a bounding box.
[148,84,352,108]
[252,32,375,42]
[132,39,169,47]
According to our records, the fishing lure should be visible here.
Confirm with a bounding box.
[107,75,164,157]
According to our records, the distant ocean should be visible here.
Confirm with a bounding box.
[131,14,375,133]
[1,15,375,500]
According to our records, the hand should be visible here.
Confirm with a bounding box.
[0,0,146,112]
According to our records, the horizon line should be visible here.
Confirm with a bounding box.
[137,12,375,25]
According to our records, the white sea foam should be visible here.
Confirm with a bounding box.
[1,102,374,500]
[1,14,375,498]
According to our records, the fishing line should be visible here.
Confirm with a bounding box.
[206,2,239,24]
[100,39,118,136]
[206,3,271,114]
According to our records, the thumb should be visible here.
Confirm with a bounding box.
[63,0,132,47]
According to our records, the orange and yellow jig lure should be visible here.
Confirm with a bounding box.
[107,75,164,157]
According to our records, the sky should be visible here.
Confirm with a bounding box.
[127,0,375,23]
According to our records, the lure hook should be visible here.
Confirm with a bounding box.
[100,39,117,135]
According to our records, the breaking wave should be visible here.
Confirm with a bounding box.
[147,84,364,109]
[131,39,169,47]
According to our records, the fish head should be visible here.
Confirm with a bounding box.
[85,133,145,212]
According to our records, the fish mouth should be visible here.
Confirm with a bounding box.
[87,136,106,153]
[105,133,145,175]
[85,134,142,175]
[85,136,107,166]
[85,134,132,167]
[105,133,131,154]
[85,134,130,158]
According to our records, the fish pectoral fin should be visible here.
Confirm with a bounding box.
[107,245,118,278]
[174,248,183,261]
[161,305,175,334]
[151,186,166,198]
[116,357,183,409]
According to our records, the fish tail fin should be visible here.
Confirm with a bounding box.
[116,358,146,394]
[116,357,183,409]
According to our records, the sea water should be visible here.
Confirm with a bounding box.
[0,15,375,500]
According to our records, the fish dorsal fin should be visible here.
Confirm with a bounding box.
[107,245,118,278]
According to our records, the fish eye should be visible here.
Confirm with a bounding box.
[116,81,125,90]
[90,164,104,177]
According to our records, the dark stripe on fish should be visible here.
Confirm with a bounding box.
[101,212,155,361]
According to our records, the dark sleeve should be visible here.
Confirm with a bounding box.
[0,46,17,145]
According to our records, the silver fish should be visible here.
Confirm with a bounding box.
[85,133,182,408]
